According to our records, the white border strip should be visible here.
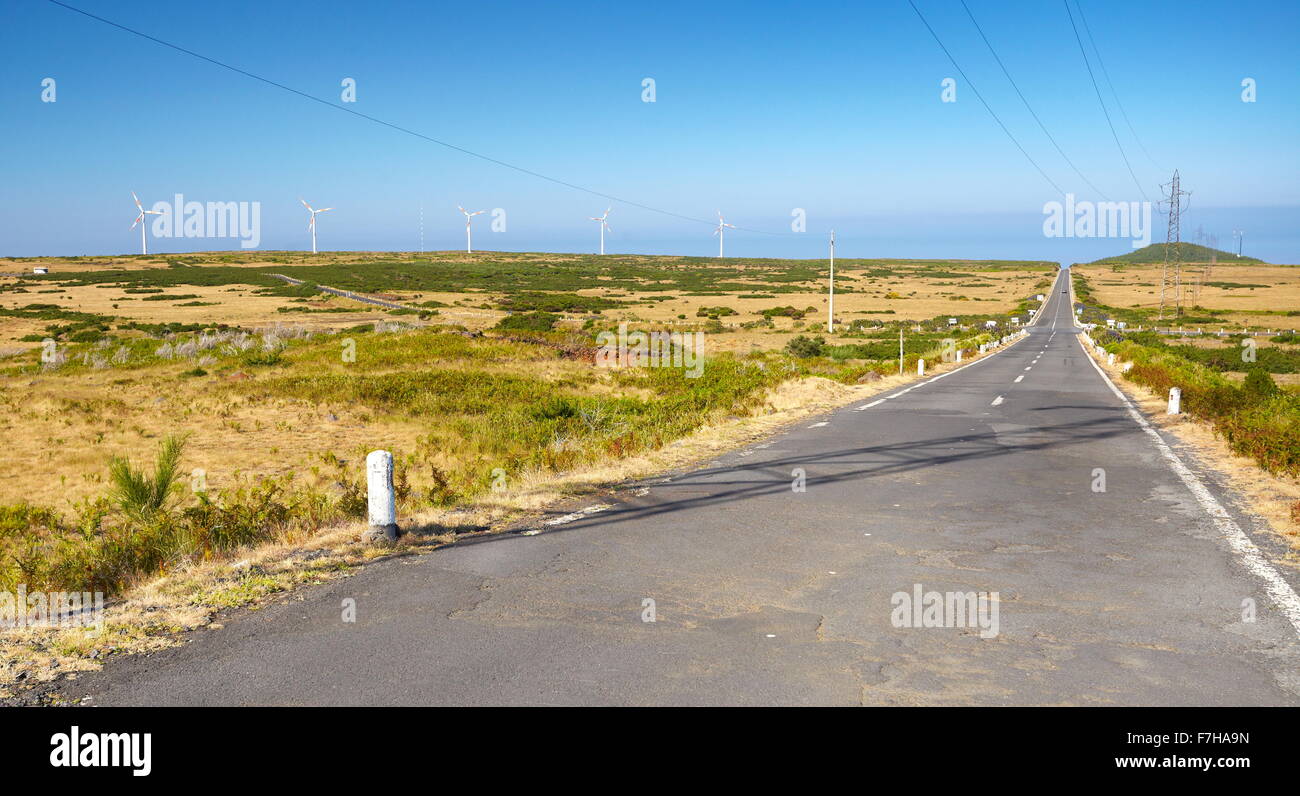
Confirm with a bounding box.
[1079,335,1300,635]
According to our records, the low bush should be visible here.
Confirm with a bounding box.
[696,306,737,319]
[1107,338,1300,477]
[785,335,825,358]
[0,438,353,595]
[495,311,559,332]
[498,292,620,313]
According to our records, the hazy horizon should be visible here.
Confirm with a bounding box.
[6,203,1294,266]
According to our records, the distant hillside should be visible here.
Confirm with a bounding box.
[1090,243,1263,265]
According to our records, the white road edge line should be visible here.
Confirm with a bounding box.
[1080,335,1300,635]
[523,503,612,535]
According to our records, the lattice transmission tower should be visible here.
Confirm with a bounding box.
[1158,170,1191,320]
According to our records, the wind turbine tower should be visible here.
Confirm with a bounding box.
[300,198,333,255]
[129,192,163,255]
[589,208,612,255]
[713,211,736,258]
[459,205,485,253]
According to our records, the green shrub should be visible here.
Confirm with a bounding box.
[107,435,186,521]
[69,329,105,343]
[1243,368,1280,399]
[761,305,809,320]
[241,350,284,367]
[498,292,619,313]
[696,306,737,319]
[785,335,825,358]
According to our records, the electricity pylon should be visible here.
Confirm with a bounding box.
[1158,170,1190,320]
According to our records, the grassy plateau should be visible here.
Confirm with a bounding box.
[0,250,1054,604]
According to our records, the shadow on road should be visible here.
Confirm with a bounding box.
[443,409,1136,547]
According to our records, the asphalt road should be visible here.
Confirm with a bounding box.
[57,269,1300,705]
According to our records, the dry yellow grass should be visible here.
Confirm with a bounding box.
[0,371,434,506]
[1073,261,1300,330]
[2,252,1052,352]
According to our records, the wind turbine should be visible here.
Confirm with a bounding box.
[459,205,485,253]
[129,192,163,255]
[300,198,333,254]
[1233,229,1244,257]
[713,211,735,258]
[589,207,611,255]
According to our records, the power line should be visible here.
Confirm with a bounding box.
[1073,0,1162,172]
[43,0,796,237]
[907,0,1066,196]
[1062,0,1149,201]
[959,0,1111,199]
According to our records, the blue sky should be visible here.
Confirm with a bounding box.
[2,0,1297,263]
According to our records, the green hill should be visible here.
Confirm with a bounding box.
[1089,242,1263,265]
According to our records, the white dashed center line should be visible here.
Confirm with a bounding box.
[991,395,1004,406]
[1014,374,1024,383]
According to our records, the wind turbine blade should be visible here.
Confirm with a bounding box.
[318,208,333,213]
[132,192,143,210]
[130,214,142,229]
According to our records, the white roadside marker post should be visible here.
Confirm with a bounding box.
[1107,353,1115,366]
[1167,387,1181,416]
[918,359,925,376]
[365,450,400,542]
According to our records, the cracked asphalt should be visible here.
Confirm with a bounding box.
[49,269,1300,705]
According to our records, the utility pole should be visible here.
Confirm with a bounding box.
[1158,170,1190,320]
[419,203,424,255]
[1195,232,1218,302]
[898,326,904,375]
[827,230,835,334]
